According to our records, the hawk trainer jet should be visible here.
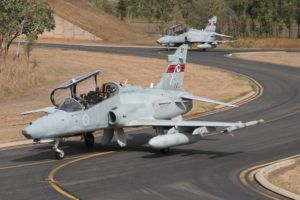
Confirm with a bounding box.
[22,45,262,159]
[157,16,234,51]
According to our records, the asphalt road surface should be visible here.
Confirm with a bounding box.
[1,45,300,200]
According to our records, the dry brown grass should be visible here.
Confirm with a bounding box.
[232,52,300,68]
[46,0,156,45]
[0,47,252,143]
[223,37,300,49]
[0,49,43,99]
[268,161,300,194]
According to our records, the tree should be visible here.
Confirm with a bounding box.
[297,0,300,38]
[116,0,128,20]
[0,0,55,57]
[281,0,297,38]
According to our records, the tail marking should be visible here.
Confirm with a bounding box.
[167,64,185,73]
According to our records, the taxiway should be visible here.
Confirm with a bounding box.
[1,45,300,200]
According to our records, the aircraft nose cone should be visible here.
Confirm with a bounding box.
[22,129,32,139]
[157,37,166,44]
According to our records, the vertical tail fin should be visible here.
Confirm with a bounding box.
[204,16,217,32]
[155,44,188,90]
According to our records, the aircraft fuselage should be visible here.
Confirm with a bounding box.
[22,84,193,140]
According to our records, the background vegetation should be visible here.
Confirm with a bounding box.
[90,0,300,38]
[0,0,54,97]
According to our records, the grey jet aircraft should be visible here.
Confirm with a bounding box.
[157,16,234,51]
[21,44,262,159]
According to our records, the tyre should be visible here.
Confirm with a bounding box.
[55,150,65,160]
[84,132,94,148]
[159,148,170,154]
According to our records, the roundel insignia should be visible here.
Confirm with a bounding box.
[82,114,90,126]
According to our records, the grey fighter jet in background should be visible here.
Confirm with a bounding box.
[157,16,235,51]
[22,44,262,159]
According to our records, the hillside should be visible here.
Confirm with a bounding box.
[46,0,155,45]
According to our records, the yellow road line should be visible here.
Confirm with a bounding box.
[47,151,115,200]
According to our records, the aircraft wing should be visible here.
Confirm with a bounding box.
[181,94,237,107]
[212,33,233,38]
[129,119,239,127]
[127,118,263,132]
[21,107,56,115]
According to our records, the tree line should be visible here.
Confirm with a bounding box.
[91,0,300,38]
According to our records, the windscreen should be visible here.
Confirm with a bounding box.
[51,76,98,107]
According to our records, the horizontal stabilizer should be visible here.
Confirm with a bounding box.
[212,33,233,38]
[212,40,237,45]
[181,94,237,107]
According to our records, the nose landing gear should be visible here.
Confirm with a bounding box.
[53,139,64,159]
[52,132,95,160]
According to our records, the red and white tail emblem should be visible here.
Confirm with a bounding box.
[167,64,185,73]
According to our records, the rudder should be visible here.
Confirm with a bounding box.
[204,16,217,32]
[155,44,188,90]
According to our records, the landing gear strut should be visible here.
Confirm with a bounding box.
[84,132,94,148]
[53,139,64,160]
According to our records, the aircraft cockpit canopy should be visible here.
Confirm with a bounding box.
[166,24,186,36]
[50,70,119,112]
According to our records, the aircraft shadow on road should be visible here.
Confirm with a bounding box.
[12,133,240,162]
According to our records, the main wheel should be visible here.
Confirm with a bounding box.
[159,148,170,154]
[84,132,94,148]
[55,149,65,160]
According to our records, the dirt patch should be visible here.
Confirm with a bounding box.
[267,160,300,195]
[232,52,300,68]
[0,47,252,143]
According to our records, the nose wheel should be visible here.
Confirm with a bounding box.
[53,139,64,160]
[84,132,94,148]
[55,148,65,160]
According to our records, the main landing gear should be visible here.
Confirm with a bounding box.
[159,148,170,154]
[84,132,95,148]
[53,139,64,160]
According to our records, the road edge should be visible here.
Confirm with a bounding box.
[240,154,300,200]
[255,156,300,200]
